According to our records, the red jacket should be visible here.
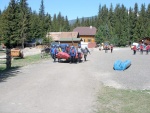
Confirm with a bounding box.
[146,45,149,50]
[110,45,113,49]
[133,46,137,50]
[140,45,143,50]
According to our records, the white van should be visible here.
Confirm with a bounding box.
[131,42,139,50]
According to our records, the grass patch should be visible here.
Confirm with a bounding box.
[0,54,51,73]
[12,54,50,67]
[97,86,150,113]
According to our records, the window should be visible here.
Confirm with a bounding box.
[88,39,91,42]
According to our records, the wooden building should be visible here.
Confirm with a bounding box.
[139,37,150,45]
[73,26,97,43]
[46,32,81,47]
[59,38,82,47]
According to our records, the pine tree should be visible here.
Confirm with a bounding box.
[1,0,19,48]
[101,5,108,24]
[64,16,70,31]
[132,3,139,42]
[52,14,58,32]
[84,18,90,26]
[81,17,85,26]
[146,4,150,36]
[95,25,105,44]
[0,10,2,39]
[19,0,30,48]
[57,12,63,32]
[128,7,135,43]
[108,3,115,44]
[39,0,45,19]
[73,17,80,28]
[138,4,147,37]
[29,11,41,39]
[44,13,52,32]
[97,4,102,28]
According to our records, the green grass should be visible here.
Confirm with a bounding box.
[12,54,50,67]
[0,54,51,73]
[97,86,150,113]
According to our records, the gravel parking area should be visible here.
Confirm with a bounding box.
[0,47,149,113]
[92,47,150,90]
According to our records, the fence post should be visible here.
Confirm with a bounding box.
[6,49,11,69]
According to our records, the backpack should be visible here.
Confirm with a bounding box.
[72,49,74,54]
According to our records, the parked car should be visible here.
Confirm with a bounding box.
[131,42,139,50]
[103,42,110,50]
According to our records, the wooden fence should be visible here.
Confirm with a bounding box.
[0,49,11,69]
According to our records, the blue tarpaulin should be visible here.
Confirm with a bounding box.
[113,60,131,71]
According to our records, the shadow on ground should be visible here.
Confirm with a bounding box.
[0,66,21,82]
[58,59,85,64]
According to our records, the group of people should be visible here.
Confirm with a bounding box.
[132,44,150,55]
[99,44,113,53]
[50,44,90,63]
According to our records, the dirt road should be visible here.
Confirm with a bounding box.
[0,50,102,113]
[0,48,150,113]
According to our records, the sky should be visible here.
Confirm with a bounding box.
[0,0,150,20]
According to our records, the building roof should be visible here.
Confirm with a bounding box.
[46,32,79,41]
[59,38,82,42]
[73,26,97,36]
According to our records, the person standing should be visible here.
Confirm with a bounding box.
[56,45,61,53]
[83,47,90,61]
[110,44,113,53]
[65,45,70,54]
[146,44,149,55]
[105,45,108,53]
[77,44,83,63]
[58,45,62,52]
[140,44,143,54]
[133,45,137,55]
[69,46,76,64]
[51,45,57,62]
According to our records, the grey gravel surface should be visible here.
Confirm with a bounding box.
[92,47,150,90]
[0,47,150,113]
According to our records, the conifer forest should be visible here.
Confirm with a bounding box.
[0,0,150,48]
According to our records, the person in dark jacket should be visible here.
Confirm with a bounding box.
[66,45,70,54]
[110,44,113,53]
[83,47,90,61]
[69,46,76,64]
[51,45,58,62]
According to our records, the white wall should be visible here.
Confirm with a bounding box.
[81,42,88,48]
